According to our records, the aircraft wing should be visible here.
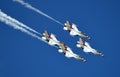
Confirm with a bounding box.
[50,34,59,42]
[72,24,79,32]
[65,51,74,58]
[72,24,90,39]
[48,39,59,46]
[66,47,73,53]
[65,47,77,58]
[65,48,86,62]
[70,29,79,36]
[82,42,94,53]
[65,47,78,57]
[85,42,91,48]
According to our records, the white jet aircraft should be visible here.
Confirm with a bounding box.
[76,38,104,57]
[42,30,60,46]
[58,42,86,62]
[64,20,90,40]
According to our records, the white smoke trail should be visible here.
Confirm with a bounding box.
[0,10,53,46]
[13,0,64,26]
[0,10,41,36]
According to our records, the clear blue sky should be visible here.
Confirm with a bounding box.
[0,0,120,77]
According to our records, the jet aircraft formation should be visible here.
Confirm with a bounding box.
[41,20,104,62]
[0,0,104,62]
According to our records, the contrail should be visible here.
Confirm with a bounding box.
[0,10,41,36]
[13,0,64,26]
[0,10,56,47]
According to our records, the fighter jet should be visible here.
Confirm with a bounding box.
[63,20,90,40]
[42,30,60,46]
[76,38,104,57]
[58,42,86,62]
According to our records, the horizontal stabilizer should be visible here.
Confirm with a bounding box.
[58,49,63,53]
[41,36,46,40]
[76,44,81,48]
[63,26,68,30]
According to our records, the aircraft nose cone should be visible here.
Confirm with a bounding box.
[101,54,104,57]
[83,59,87,62]
[87,37,91,40]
